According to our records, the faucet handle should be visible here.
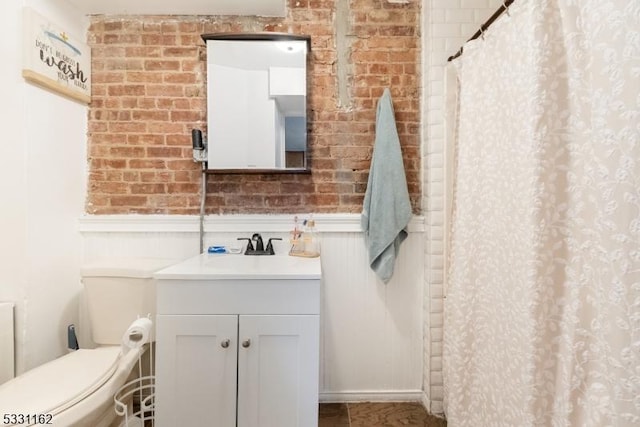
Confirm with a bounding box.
[266,238,282,255]
[237,238,254,252]
[251,233,264,251]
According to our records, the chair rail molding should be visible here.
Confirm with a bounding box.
[78,213,425,234]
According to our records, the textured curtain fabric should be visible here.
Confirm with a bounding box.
[443,0,640,426]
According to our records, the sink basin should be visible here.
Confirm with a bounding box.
[154,253,321,281]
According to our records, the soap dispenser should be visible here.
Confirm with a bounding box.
[302,216,320,258]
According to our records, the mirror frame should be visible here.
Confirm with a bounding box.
[201,32,312,174]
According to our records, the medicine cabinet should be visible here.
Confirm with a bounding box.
[202,33,311,173]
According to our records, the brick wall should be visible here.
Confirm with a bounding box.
[87,0,421,214]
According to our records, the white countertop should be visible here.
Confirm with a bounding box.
[154,253,322,280]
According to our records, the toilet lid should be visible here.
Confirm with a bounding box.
[0,347,121,417]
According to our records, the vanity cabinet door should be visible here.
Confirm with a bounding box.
[155,315,238,427]
[237,315,319,427]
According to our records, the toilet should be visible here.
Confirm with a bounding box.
[0,257,177,427]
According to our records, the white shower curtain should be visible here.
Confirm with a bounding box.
[443,0,640,426]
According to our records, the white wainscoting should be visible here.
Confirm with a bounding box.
[79,214,425,401]
[0,302,14,385]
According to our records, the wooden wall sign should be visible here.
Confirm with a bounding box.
[22,8,91,104]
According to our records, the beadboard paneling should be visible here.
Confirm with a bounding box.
[0,303,14,384]
[79,214,424,400]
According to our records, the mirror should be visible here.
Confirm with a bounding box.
[202,33,311,172]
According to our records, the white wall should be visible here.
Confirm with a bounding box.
[0,2,28,379]
[0,0,87,375]
[79,214,425,401]
[421,0,504,414]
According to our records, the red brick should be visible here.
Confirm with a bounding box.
[110,146,146,157]
[144,60,180,71]
[147,122,185,134]
[131,184,166,194]
[107,84,145,96]
[110,196,148,206]
[146,84,184,97]
[132,110,170,121]
[127,135,165,146]
[170,110,201,122]
[167,183,200,193]
[87,3,421,214]
[125,47,162,57]
[109,122,147,133]
[146,147,184,158]
[103,21,123,32]
[163,73,197,84]
[139,172,169,183]
[90,181,128,194]
[129,159,166,169]
[104,34,141,44]
[162,47,198,57]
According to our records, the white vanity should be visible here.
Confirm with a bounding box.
[154,253,321,427]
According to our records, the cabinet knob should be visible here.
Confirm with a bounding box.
[220,339,230,349]
[242,339,251,348]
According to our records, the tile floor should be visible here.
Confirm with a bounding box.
[319,402,447,427]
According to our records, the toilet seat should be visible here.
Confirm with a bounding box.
[0,346,122,420]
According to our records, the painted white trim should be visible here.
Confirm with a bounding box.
[0,303,14,384]
[78,215,195,233]
[421,391,432,414]
[319,390,424,403]
[78,214,425,233]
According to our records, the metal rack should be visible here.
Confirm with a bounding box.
[114,345,155,426]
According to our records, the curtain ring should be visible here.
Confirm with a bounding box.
[503,1,511,16]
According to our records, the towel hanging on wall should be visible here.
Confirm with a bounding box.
[361,88,412,284]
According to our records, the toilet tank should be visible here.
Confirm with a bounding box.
[81,258,178,345]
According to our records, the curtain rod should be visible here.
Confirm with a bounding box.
[447,0,515,62]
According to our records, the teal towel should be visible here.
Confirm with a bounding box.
[361,88,412,283]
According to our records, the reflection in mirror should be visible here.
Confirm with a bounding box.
[202,33,311,172]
